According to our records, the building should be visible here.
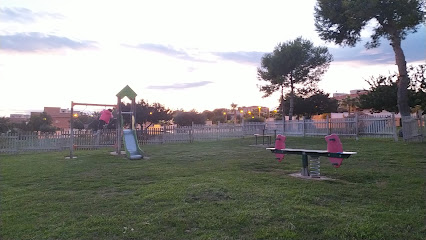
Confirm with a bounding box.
[238,106,270,117]
[43,107,72,130]
[9,114,30,124]
[332,89,368,101]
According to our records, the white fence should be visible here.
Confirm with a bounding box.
[261,114,397,139]
[0,114,406,154]
[401,115,425,141]
[138,124,245,144]
[0,132,69,154]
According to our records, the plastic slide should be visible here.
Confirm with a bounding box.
[123,129,144,160]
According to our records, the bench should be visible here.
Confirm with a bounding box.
[254,134,272,145]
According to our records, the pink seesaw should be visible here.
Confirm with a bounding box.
[267,134,356,178]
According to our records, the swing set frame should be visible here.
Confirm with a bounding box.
[68,101,117,159]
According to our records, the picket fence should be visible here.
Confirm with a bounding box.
[139,124,246,144]
[1,114,418,155]
[401,115,426,141]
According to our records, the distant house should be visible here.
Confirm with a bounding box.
[43,107,72,130]
[332,89,368,101]
[9,114,30,124]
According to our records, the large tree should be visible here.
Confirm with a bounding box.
[258,37,332,120]
[314,0,425,117]
[230,103,238,124]
[359,64,426,112]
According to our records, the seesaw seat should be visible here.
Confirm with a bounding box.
[274,134,286,162]
[325,134,344,168]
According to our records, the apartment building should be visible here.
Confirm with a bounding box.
[43,107,72,130]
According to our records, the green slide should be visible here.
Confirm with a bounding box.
[122,129,144,160]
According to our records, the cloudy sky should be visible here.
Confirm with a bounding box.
[1,0,425,117]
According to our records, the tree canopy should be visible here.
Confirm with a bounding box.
[278,91,338,119]
[339,96,360,114]
[27,112,56,133]
[0,117,10,133]
[202,109,230,124]
[122,100,173,128]
[315,0,425,117]
[258,37,332,120]
[173,111,206,126]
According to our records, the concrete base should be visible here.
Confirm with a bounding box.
[110,151,126,156]
[110,151,150,160]
[301,168,309,176]
[249,144,273,148]
[289,172,335,181]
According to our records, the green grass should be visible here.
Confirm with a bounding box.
[1,137,425,239]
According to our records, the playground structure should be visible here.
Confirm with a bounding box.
[68,85,144,160]
[115,85,144,160]
[267,134,356,178]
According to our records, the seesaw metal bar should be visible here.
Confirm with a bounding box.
[72,102,117,108]
[266,148,356,158]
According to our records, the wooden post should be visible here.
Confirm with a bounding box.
[326,115,331,135]
[217,122,220,141]
[162,125,166,144]
[392,113,398,141]
[355,112,359,140]
[116,97,121,154]
[69,102,74,159]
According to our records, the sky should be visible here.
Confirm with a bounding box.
[1,0,425,117]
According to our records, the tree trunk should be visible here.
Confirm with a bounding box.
[289,74,294,121]
[281,86,285,132]
[390,36,410,117]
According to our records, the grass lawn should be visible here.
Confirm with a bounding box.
[1,137,425,239]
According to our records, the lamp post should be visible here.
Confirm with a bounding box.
[258,106,261,118]
[223,112,227,123]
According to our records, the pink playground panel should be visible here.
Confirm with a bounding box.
[325,134,344,168]
[274,134,286,162]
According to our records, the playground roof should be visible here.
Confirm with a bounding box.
[116,85,137,100]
